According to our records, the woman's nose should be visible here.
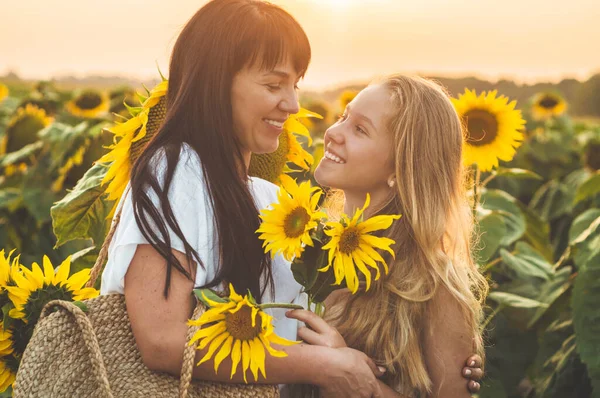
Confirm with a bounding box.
[279,88,300,115]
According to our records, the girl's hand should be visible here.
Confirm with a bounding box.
[463,355,484,393]
[286,309,347,348]
[318,347,385,398]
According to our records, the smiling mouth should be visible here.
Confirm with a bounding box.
[324,150,346,164]
[264,118,285,129]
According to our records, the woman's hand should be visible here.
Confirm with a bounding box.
[317,347,385,398]
[463,355,484,393]
[286,309,347,348]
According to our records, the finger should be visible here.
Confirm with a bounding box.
[297,326,327,346]
[466,354,482,368]
[468,380,480,393]
[467,367,484,381]
[364,357,386,378]
[286,309,332,333]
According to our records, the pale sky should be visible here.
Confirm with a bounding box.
[1,0,599,90]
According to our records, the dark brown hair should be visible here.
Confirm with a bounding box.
[130,0,311,299]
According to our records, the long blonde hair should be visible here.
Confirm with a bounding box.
[325,75,488,395]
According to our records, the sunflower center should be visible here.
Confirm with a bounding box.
[225,305,262,341]
[75,93,103,110]
[248,130,290,183]
[130,97,167,164]
[539,97,558,109]
[283,207,311,238]
[7,114,47,153]
[10,319,34,357]
[22,284,73,326]
[464,109,499,147]
[339,227,361,254]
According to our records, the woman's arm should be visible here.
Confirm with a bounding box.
[422,287,478,398]
[124,244,384,397]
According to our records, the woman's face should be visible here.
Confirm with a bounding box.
[315,84,395,198]
[231,57,301,162]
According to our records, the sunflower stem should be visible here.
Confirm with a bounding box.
[481,173,496,188]
[258,303,304,310]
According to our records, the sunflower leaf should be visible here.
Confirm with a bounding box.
[194,288,228,307]
[488,292,549,309]
[1,303,15,331]
[72,301,88,313]
[51,162,113,247]
[575,171,600,204]
[494,168,543,180]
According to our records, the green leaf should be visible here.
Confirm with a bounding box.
[527,267,573,328]
[530,180,575,222]
[494,167,543,180]
[500,242,554,282]
[0,188,22,211]
[488,292,549,309]
[570,210,600,245]
[1,303,14,331]
[476,210,507,264]
[194,288,228,307]
[517,201,554,262]
[291,243,327,291]
[70,245,99,274]
[479,189,526,247]
[21,152,60,223]
[0,141,44,167]
[51,163,113,247]
[575,171,600,204]
[572,249,600,397]
[72,301,88,312]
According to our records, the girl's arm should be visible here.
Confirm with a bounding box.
[422,287,478,398]
[124,244,384,397]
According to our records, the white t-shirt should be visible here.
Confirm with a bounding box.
[100,143,304,342]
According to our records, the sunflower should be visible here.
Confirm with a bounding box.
[0,83,8,103]
[66,90,110,119]
[320,194,401,293]
[1,104,53,155]
[188,284,298,382]
[452,89,526,172]
[0,250,21,288]
[257,175,326,261]
[0,354,16,393]
[51,140,90,192]
[99,79,168,204]
[531,92,567,121]
[248,108,322,184]
[6,255,99,324]
[339,89,358,111]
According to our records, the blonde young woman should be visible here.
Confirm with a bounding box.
[287,75,488,397]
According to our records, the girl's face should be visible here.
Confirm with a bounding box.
[315,84,395,201]
[231,58,301,164]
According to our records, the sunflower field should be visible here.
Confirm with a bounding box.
[0,76,599,398]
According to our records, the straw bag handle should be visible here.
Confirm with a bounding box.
[40,300,114,398]
[83,192,203,396]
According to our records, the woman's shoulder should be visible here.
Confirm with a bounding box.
[248,176,280,206]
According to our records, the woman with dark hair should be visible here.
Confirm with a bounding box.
[100,1,482,396]
[100,1,386,396]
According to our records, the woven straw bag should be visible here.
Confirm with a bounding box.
[13,207,280,398]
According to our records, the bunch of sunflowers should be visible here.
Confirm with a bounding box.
[257,175,402,300]
[0,250,99,393]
